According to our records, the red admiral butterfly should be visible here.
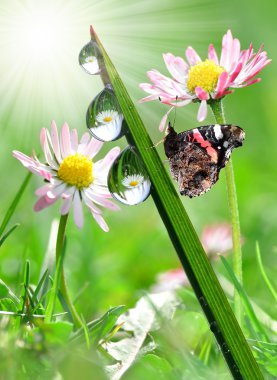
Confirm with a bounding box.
[164,123,245,197]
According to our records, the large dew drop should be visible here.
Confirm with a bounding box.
[79,41,101,75]
[86,85,126,142]
[108,146,151,205]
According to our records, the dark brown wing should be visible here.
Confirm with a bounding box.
[168,142,219,197]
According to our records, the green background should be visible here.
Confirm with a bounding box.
[0,0,276,318]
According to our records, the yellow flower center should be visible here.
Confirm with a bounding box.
[187,59,225,94]
[129,181,139,187]
[57,153,93,189]
[103,116,113,122]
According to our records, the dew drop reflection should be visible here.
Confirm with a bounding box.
[79,41,100,75]
[108,146,151,205]
[86,85,126,142]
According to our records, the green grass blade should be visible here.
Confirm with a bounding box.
[20,260,30,314]
[0,172,31,238]
[32,269,49,305]
[44,250,65,324]
[221,257,269,342]
[0,224,20,247]
[90,26,264,380]
[256,242,277,303]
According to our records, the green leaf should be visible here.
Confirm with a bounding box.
[71,305,125,344]
[39,321,73,345]
[0,172,31,238]
[104,292,178,380]
[0,298,18,312]
[91,26,264,380]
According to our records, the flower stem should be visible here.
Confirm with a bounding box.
[209,99,243,326]
[56,214,83,329]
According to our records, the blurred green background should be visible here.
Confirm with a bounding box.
[0,0,276,320]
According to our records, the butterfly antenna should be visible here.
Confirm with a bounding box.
[146,138,164,149]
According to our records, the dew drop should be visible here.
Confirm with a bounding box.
[210,321,220,334]
[108,146,151,205]
[79,41,101,75]
[199,296,208,308]
[86,85,126,142]
[221,342,230,354]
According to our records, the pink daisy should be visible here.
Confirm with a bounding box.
[13,122,121,231]
[139,30,271,130]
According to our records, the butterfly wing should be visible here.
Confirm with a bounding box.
[164,124,245,197]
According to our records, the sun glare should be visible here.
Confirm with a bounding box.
[12,5,68,65]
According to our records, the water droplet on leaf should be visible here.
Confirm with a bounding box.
[108,146,151,205]
[86,85,126,142]
[79,41,101,75]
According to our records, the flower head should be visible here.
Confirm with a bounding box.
[82,55,100,75]
[94,110,124,141]
[139,30,271,130]
[201,222,245,257]
[112,173,151,205]
[13,122,120,231]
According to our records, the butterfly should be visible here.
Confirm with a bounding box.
[164,123,245,197]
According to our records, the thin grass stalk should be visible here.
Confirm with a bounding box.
[89,26,263,380]
[209,99,243,325]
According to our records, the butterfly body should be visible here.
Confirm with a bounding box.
[164,123,245,197]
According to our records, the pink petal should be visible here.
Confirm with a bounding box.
[13,150,53,180]
[42,129,59,169]
[85,192,120,211]
[163,53,188,83]
[185,47,201,66]
[92,213,109,232]
[84,136,104,159]
[138,94,160,103]
[94,147,120,173]
[78,133,91,154]
[159,107,174,132]
[60,197,72,215]
[60,123,71,158]
[228,62,243,83]
[82,192,103,214]
[50,121,62,163]
[35,183,53,196]
[47,183,67,199]
[208,44,219,65]
[195,87,209,101]
[34,195,57,212]
[220,30,234,69]
[73,191,84,229]
[197,100,207,122]
[215,71,229,99]
[70,129,78,154]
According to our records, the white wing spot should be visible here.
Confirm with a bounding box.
[213,124,224,140]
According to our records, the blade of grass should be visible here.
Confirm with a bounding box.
[0,224,20,247]
[44,241,65,324]
[31,269,49,305]
[91,26,264,380]
[0,172,31,238]
[20,260,30,314]
[221,257,269,342]
[256,242,277,303]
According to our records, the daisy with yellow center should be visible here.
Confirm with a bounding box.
[114,173,151,205]
[140,29,271,130]
[93,110,124,141]
[13,121,120,230]
[81,55,100,75]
